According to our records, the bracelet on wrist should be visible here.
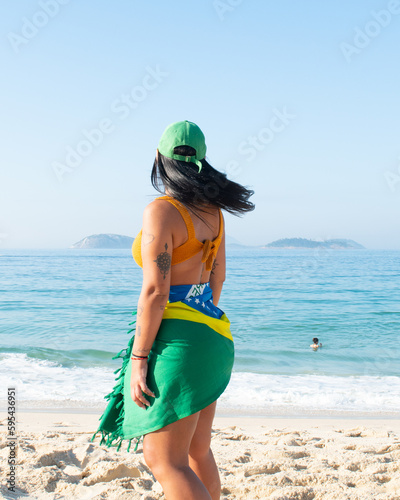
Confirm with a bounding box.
[131,353,148,360]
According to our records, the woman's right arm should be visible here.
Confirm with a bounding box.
[130,201,173,409]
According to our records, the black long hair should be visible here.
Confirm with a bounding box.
[151,146,255,216]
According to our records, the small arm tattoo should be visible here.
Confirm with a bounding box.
[132,347,150,354]
[154,243,171,279]
[137,304,144,317]
[136,326,142,337]
[142,230,155,246]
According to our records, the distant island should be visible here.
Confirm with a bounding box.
[70,234,134,249]
[263,238,365,249]
[225,235,246,247]
[71,233,245,249]
[70,234,364,250]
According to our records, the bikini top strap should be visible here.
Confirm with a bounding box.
[217,208,224,240]
[156,195,196,239]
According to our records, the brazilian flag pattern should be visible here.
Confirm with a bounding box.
[91,283,234,452]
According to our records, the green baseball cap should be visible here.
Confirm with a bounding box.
[158,120,206,173]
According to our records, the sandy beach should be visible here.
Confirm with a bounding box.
[1,411,399,499]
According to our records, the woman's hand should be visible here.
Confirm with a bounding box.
[130,359,155,409]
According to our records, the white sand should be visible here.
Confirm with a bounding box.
[1,411,400,499]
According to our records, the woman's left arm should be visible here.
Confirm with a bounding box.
[209,218,226,307]
[130,200,173,409]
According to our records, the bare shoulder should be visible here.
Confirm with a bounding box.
[143,199,178,225]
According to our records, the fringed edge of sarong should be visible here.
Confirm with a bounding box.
[90,310,143,453]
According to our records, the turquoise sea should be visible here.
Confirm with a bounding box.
[1,248,399,417]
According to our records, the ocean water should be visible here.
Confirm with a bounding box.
[1,247,399,417]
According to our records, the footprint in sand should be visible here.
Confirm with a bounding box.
[346,463,361,472]
[74,442,105,469]
[269,486,315,500]
[284,450,310,460]
[235,452,252,464]
[277,436,303,447]
[37,449,81,468]
[221,486,231,494]
[345,430,363,437]
[82,462,142,486]
[374,474,391,484]
[244,462,281,477]
[226,434,250,441]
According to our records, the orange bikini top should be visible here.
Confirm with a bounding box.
[132,195,224,271]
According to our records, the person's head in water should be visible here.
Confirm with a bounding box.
[311,337,322,349]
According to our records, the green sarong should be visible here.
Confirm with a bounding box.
[91,283,234,452]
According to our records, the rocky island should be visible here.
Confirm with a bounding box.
[263,238,365,249]
[70,234,134,249]
[71,233,246,249]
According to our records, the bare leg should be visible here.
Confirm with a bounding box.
[189,401,220,500]
[143,412,211,500]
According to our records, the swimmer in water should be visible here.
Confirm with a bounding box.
[310,337,322,349]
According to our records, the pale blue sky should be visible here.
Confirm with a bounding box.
[1,0,399,249]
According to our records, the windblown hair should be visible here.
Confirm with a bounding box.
[151,146,255,216]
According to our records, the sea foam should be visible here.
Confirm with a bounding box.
[1,353,399,415]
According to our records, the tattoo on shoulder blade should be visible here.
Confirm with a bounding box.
[142,230,155,246]
[153,243,171,279]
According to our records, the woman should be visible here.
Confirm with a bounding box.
[92,120,254,499]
